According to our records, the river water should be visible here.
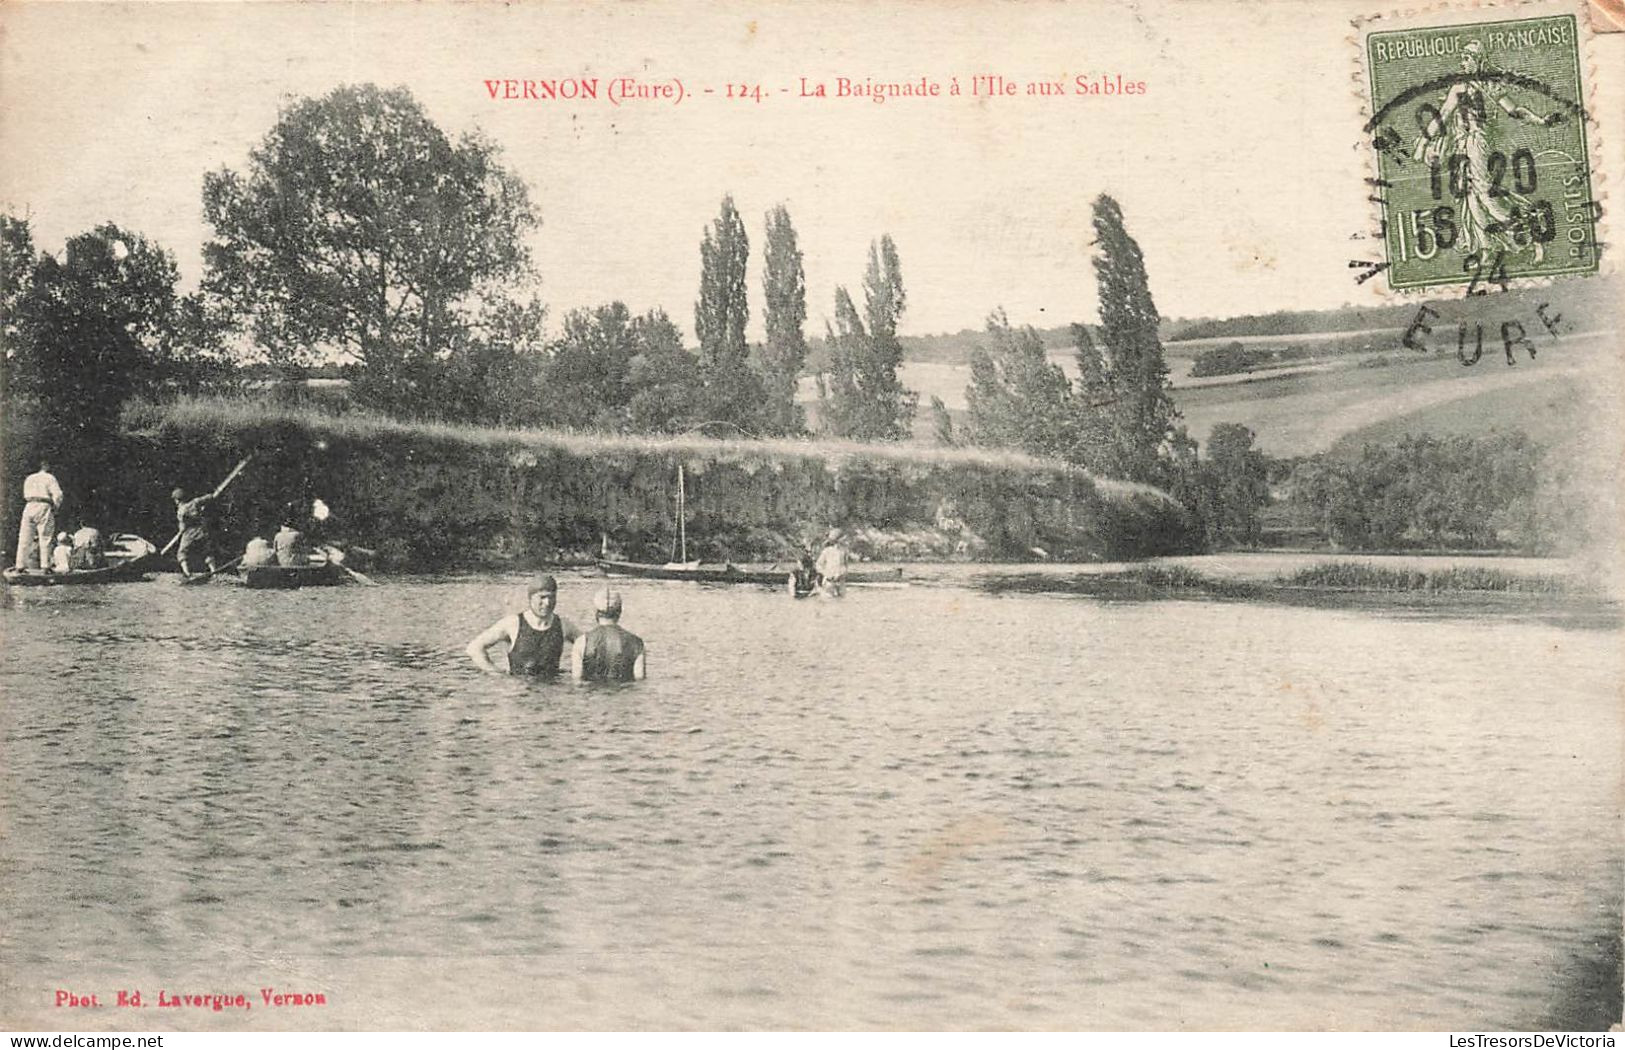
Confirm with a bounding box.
[1,569,1619,1030]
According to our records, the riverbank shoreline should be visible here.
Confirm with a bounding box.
[65,396,1195,566]
[967,559,1620,628]
[422,553,1620,629]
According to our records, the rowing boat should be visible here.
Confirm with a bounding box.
[2,535,158,587]
[240,561,349,589]
[596,558,905,590]
[597,558,797,586]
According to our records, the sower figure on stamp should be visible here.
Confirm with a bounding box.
[1411,39,1564,262]
[15,458,63,573]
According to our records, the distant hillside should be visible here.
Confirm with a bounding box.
[1169,276,1620,341]
[1169,303,1419,341]
[844,275,1620,366]
[807,324,1095,371]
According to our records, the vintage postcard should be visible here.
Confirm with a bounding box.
[1,0,1621,1033]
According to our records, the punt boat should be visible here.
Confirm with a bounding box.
[1,534,158,587]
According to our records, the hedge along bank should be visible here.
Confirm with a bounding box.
[116,397,1195,567]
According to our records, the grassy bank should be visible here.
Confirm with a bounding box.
[106,396,1194,567]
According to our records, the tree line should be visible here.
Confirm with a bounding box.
[3,84,916,447]
[931,195,1272,549]
[1284,431,1567,552]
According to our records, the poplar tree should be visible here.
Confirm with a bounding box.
[1088,194,1177,482]
[758,204,809,435]
[819,235,917,441]
[694,194,763,431]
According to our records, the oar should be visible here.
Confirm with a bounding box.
[180,555,243,585]
[323,546,378,587]
[160,455,255,556]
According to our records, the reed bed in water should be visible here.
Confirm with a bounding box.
[1279,562,1580,593]
[981,562,1588,599]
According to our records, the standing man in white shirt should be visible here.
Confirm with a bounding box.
[15,458,63,573]
[814,527,849,598]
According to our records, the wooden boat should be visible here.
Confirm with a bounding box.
[597,558,904,591]
[240,560,349,590]
[598,462,903,593]
[2,534,158,587]
[597,558,801,587]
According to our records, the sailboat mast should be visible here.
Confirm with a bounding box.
[677,462,687,563]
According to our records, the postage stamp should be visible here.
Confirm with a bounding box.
[1362,12,1601,290]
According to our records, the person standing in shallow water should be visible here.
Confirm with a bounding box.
[814,528,849,598]
[467,574,580,677]
[571,588,646,682]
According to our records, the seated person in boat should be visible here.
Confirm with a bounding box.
[171,487,219,577]
[466,574,581,678]
[571,588,647,683]
[242,535,276,568]
[69,521,104,569]
[274,518,311,567]
[49,531,74,574]
[791,545,819,594]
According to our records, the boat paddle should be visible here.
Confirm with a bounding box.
[160,454,255,557]
[180,555,244,586]
[323,546,378,586]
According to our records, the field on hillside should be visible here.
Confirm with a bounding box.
[1176,332,1614,457]
[798,330,1616,459]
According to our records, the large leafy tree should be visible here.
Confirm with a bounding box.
[537,303,702,434]
[7,222,193,437]
[440,294,549,426]
[0,216,35,362]
[3,219,222,518]
[624,309,706,435]
[758,204,808,435]
[694,195,764,430]
[540,303,639,429]
[1203,423,1270,546]
[819,235,917,441]
[201,84,538,416]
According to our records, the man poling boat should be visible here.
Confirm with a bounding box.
[13,458,63,576]
[163,455,253,578]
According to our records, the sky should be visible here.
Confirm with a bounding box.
[1,1,1620,344]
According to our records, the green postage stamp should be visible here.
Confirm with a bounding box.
[1361,8,1600,291]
